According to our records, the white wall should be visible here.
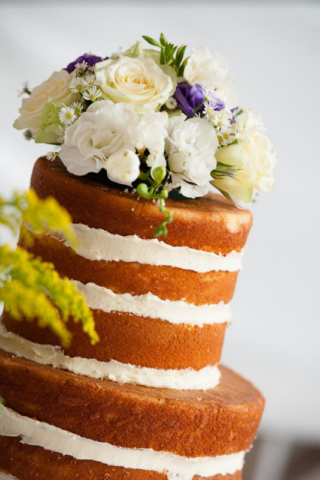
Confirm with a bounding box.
[1,2,319,441]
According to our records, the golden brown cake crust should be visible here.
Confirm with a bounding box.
[2,310,226,370]
[0,350,264,457]
[0,437,243,480]
[30,157,252,253]
[26,233,239,305]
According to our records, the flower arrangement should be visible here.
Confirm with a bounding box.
[0,190,98,347]
[14,33,276,236]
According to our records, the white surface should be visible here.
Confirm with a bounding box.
[0,3,320,440]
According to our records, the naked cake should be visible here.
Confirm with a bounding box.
[0,33,276,479]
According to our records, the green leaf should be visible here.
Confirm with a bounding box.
[160,33,167,46]
[175,45,187,68]
[142,35,162,48]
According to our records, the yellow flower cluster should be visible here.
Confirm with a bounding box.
[0,190,98,348]
[0,189,76,246]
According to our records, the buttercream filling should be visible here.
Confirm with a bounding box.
[0,406,245,480]
[75,280,232,325]
[0,325,220,390]
[54,223,244,273]
[0,473,18,480]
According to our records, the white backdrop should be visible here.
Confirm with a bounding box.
[1,1,320,442]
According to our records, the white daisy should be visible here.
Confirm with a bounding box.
[82,86,102,102]
[203,101,216,117]
[56,125,66,144]
[217,128,235,147]
[204,89,216,103]
[72,101,83,116]
[59,106,77,126]
[75,60,88,72]
[84,74,98,87]
[69,77,86,93]
[46,151,58,161]
[165,97,177,109]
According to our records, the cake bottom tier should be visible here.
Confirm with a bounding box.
[0,350,263,480]
[0,437,242,480]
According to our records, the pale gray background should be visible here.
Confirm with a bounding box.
[1,1,320,474]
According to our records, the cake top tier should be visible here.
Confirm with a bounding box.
[32,157,252,254]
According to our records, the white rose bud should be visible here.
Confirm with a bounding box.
[212,134,276,203]
[106,149,140,186]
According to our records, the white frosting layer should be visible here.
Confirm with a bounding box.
[75,280,232,326]
[0,407,245,480]
[0,473,18,480]
[59,223,243,273]
[0,325,220,390]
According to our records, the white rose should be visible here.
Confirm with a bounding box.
[14,70,74,132]
[244,132,276,192]
[59,100,140,176]
[184,47,238,108]
[166,115,218,198]
[106,149,140,186]
[212,134,276,203]
[95,56,174,114]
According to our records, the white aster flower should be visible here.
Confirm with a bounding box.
[106,149,140,186]
[84,74,98,87]
[46,151,58,161]
[72,101,83,116]
[56,125,65,144]
[218,128,235,147]
[18,81,31,97]
[203,101,216,117]
[210,110,232,130]
[75,60,88,72]
[59,106,77,126]
[165,115,218,198]
[69,77,86,93]
[82,86,102,102]
[165,97,177,109]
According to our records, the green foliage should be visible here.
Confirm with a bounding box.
[142,33,187,75]
[136,166,172,237]
[0,190,98,348]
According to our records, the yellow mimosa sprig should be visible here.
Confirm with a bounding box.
[0,190,98,348]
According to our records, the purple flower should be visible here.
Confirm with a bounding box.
[64,54,106,74]
[212,97,225,112]
[173,82,206,117]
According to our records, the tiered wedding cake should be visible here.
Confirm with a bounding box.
[0,34,275,479]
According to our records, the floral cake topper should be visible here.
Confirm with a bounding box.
[14,33,276,236]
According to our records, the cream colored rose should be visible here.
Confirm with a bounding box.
[244,132,276,192]
[14,70,74,132]
[95,56,174,114]
[212,133,276,203]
